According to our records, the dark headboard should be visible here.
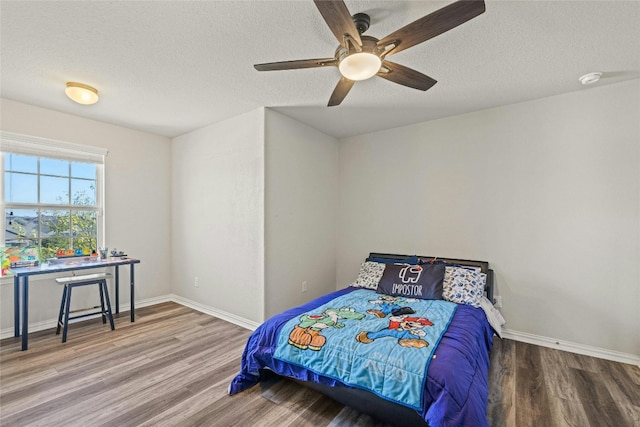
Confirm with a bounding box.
[366,252,494,302]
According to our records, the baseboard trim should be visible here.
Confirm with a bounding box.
[502,328,640,367]
[4,296,636,367]
[168,294,260,331]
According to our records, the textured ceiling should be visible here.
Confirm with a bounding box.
[1,1,639,139]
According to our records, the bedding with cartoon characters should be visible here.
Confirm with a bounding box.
[229,255,500,427]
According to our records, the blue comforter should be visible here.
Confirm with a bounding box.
[229,287,494,427]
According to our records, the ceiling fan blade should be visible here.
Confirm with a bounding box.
[377,61,437,91]
[328,76,355,106]
[314,0,362,47]
[254,58,337,71]
[377,0,485,56]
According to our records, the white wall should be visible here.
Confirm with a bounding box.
[264,109,339,318]
[337,80,640,356]
[4,81,637,359]
[171,109,265,323]
[0,98,172,328]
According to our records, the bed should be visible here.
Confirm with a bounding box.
[229,253,501,427]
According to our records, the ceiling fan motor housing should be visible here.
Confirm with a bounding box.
[352,13,371,34]
[335,35,382,61]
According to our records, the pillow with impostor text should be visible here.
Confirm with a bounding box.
[376,263,445,300]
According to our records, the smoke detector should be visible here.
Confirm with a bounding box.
[579,72,602,85]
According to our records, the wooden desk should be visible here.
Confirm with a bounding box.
[9,257,140,351]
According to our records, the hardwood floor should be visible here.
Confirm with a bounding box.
[1,302,638,426]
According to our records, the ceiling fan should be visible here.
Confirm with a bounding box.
[254,0,486,106]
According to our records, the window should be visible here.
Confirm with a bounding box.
[1,132,107,276]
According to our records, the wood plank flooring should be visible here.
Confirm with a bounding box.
[1,302,638,426]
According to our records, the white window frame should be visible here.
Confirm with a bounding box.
[0,131,108,276]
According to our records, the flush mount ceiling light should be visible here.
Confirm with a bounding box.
[65,82,99,105]
[579,72,602,86]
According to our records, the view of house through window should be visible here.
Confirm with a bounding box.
[2,152,102,276]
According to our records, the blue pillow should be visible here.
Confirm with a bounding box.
[368,255,419,265]
[376,263,445,300]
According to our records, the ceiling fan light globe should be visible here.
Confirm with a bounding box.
[338,52,381,81]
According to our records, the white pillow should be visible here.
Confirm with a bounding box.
[442,266,486,307]
[351,261,386,289]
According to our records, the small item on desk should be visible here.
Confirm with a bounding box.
[10,260,39,268]
[47,252,99,265]
[99,247,108,259]
[110,249,127,258]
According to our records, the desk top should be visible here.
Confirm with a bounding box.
[9,257,140,277]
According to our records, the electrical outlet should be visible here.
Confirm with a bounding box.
[302,281,308,293]
[194,277,199,288]
[494,296,503,308]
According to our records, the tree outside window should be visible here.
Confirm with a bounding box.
[2,153,101,275]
